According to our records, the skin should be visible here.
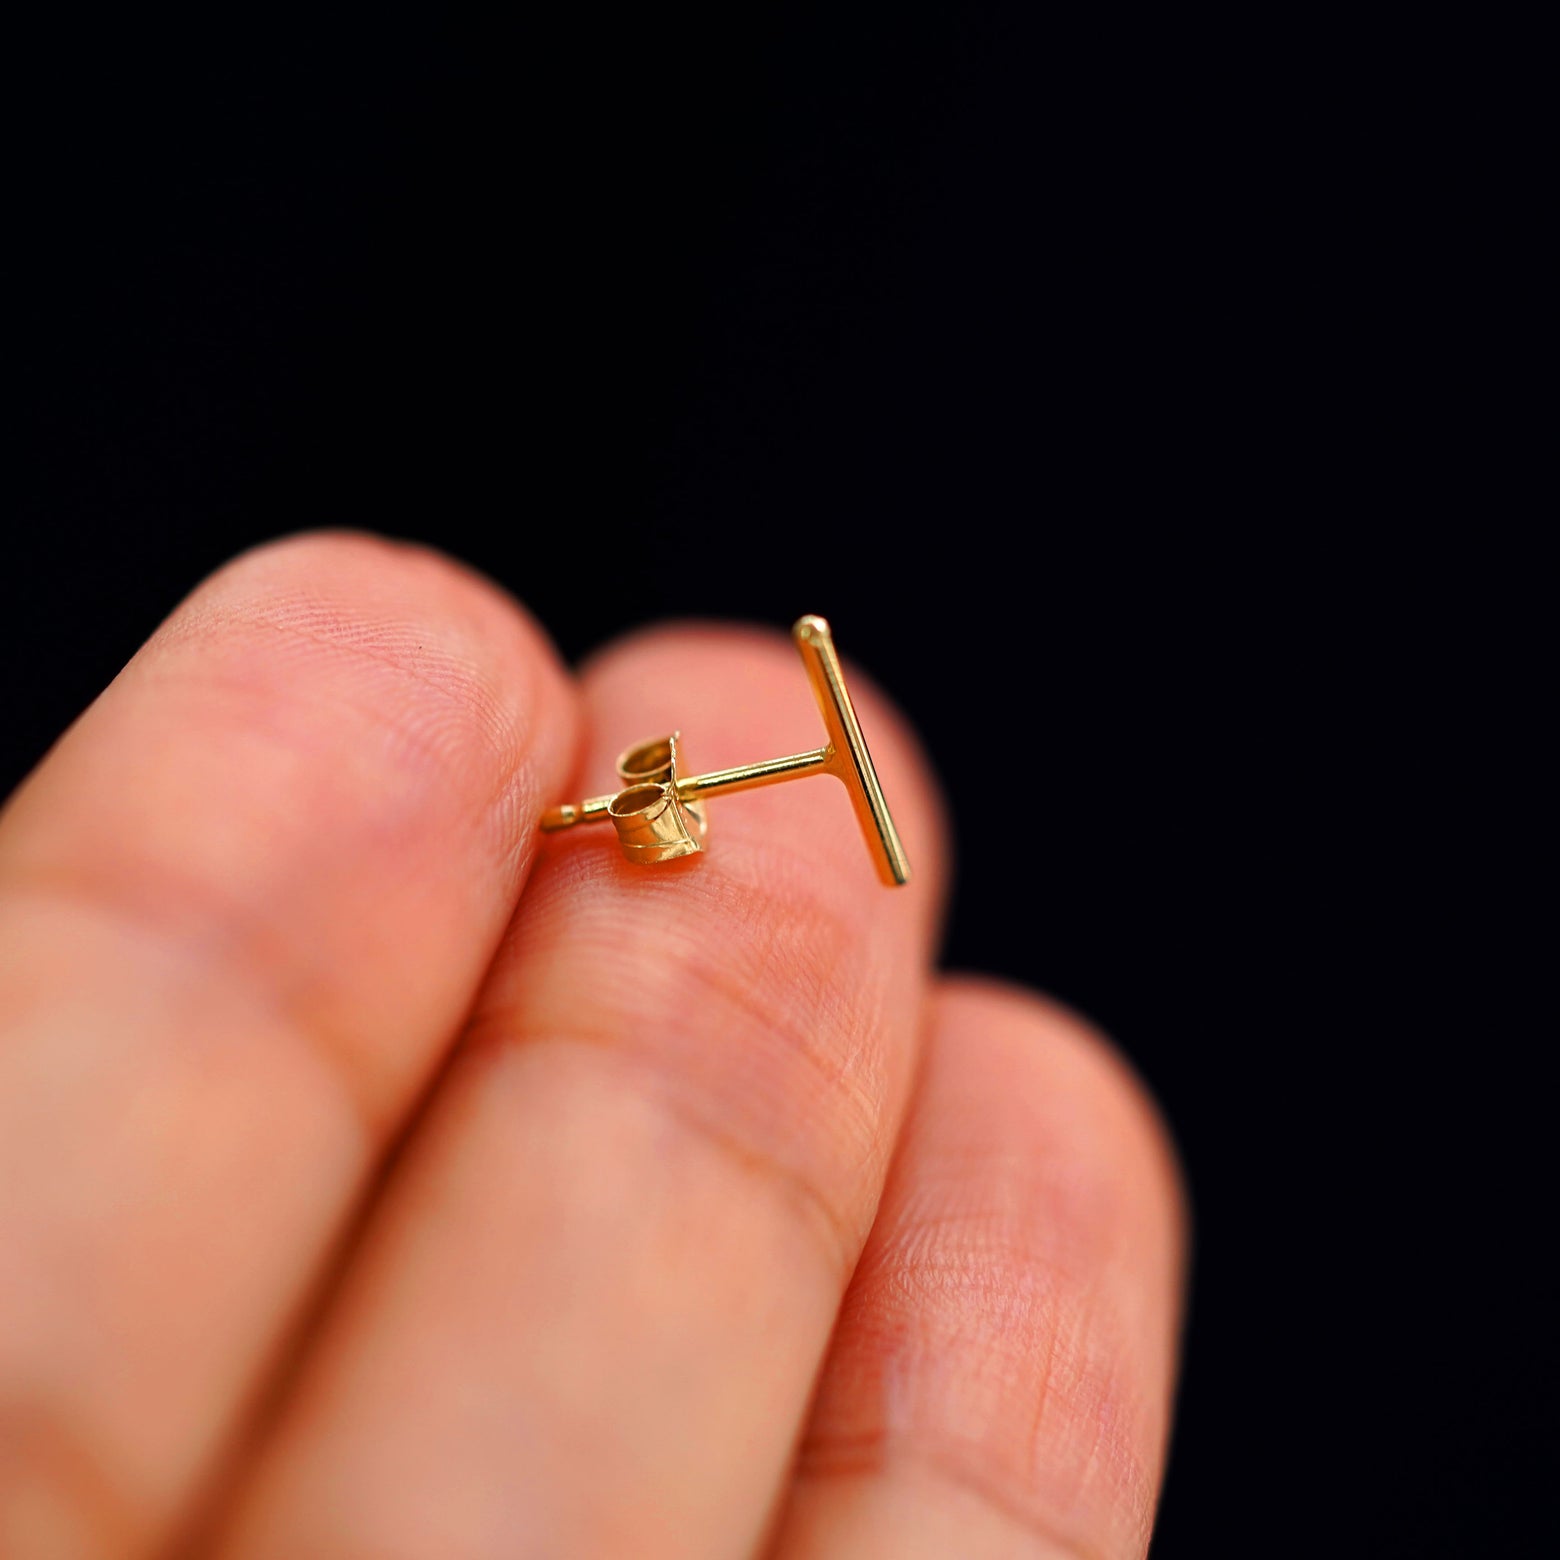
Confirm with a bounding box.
[0,534,1186,1559]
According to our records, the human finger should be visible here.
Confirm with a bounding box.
[772,977,1186,1560]
[0,533,578,1556]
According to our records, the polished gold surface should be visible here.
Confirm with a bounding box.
[540,616,910,885]
[605,732,705,863]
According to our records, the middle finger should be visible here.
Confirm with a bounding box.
[217,621,948,1560]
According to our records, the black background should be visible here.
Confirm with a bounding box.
[5,9,1547,1557]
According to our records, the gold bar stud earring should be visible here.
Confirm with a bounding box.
[540,616,911,886]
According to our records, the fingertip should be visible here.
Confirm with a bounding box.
[933,971,1191,1297]
[164,530,574,696]
[781,973,1189,1560]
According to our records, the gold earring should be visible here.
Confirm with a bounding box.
[540,616,910,886]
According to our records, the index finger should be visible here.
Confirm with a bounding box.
[0,534,579,1554]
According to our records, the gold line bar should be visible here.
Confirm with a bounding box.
[792,615,912,887]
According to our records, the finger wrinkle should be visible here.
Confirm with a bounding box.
[0,835,408,1138]
[0,874,387,1149]
[821,1239,1157,1487]
[461,1019,863,1289]
[485,852,906,1198]
[788,1445,1120,1560]
[0,1399,149,1560]
[463,842,917,1285]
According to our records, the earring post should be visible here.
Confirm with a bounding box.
[539,745,832,832]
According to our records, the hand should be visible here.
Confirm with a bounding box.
[0,535,1185,1559]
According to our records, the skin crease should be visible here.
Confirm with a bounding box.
[0,534,1185,1560]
